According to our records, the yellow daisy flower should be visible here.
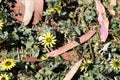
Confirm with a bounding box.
[42,32,56,47]
[80,59,92,71]
[0,74,9,80]
[0,20,4,30]
[1,58,16,70]
[54,5,62,14]
[47,8,56,15]
[110,59,120,70]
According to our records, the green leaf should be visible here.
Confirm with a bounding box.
[85,76,95,80]
[74,27,81,35]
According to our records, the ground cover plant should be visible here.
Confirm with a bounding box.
[0,0,120,80]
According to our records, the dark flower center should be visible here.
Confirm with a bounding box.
[46,38,52,42]
[84,63,89,67]
[5,61,11,66]
[114,61,120,67]
[1,77,6,80]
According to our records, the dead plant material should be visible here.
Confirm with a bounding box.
[47,30,96,57]
[61,50,80,62]
[63,59,82,80]
[13,2,25,22]
[23,57,41,62]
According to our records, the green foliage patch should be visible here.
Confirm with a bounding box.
[0,0,120,80]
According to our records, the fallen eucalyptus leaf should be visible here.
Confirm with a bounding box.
[94,0,109,42]
[32,0,44,24]
[47,30,96,57]
[23,0,34,25]
[23,57,41,62]
[63,59,82,80]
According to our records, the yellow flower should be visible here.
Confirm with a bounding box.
[47,8,56,15]
[110,59,120,70]
[54,5,62,14]
[0,74,9,80]
[42,32,56,47]
[1,58,16,70]
[80,59,92,71]
[0,20,4,30]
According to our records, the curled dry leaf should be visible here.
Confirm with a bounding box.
[32,0,44,24]
[94,0,109,42]
[13,2,25,22]
[23,0,34,25]
[63,59,82,80]
[47,30,96,57]
[13,0,44,25]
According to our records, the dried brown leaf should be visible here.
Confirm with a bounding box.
[47,30,96,57]
[23,0,34,25]
[94,0,109,42]
[32,0,44,24]
[63,59,82,80]
[61,50,80,62]
[23,57,41,62]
